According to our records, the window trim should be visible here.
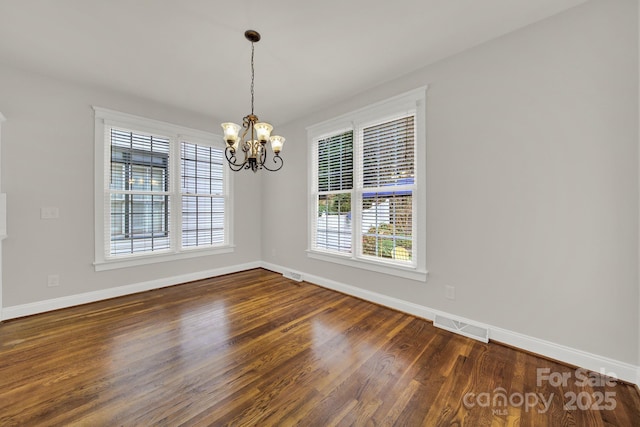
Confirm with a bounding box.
[307,87,428,282]
[93,107,234,271]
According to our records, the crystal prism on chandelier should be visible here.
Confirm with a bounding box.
[221,30,285,172]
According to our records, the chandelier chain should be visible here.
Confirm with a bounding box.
[250,42,255,115]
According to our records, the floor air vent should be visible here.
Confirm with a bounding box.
[434,314,489,343]
[283,271,303,282]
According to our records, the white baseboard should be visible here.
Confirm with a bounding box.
[488,326,638,385]
[1,261,261,321]
[262,261,640,385]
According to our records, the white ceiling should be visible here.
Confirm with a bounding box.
[0,0,587,125]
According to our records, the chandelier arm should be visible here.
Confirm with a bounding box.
[230,162,247,172]
[261,154,283,172]
[224,145,238,163]
[242,115,254,129]
[239,123,251,144]
[224,146,248,171]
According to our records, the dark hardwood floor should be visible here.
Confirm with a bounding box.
[1,268,638,426]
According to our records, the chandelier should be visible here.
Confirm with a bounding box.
[221,30,285,172]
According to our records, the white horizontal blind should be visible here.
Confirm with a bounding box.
[318,131,353,192]
[108,128,171,256]
[362,116,415,188]
[181,142,226,248]
[360,115,415,263]
[313,131,353,253]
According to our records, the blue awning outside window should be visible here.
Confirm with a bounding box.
[363,177,413,197]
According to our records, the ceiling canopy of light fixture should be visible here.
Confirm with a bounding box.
[221,30,285,172]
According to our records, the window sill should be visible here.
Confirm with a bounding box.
[306,250,428,282]
[94,245,235,271]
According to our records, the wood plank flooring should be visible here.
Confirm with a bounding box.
[1,268,638,426]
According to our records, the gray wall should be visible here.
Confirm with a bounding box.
[0,63,262,307]
[262,0,639,365]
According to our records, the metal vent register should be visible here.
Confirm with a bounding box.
[434,314,489,343]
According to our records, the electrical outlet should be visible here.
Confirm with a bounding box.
[445,285,455,300]
[41,207,59,219]
[47,274,60,287]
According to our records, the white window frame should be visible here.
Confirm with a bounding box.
[307,87,428,281]
[93,107,234,271]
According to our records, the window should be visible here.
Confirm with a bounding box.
[308,88,427,281]
[109,129,170,255]
[316,131,353,254]
[94,107,232,271]
[181,142,226,249]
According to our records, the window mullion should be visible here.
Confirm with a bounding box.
[353,122,363,260]
[352,188,362,260]
[170,136,182,253]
